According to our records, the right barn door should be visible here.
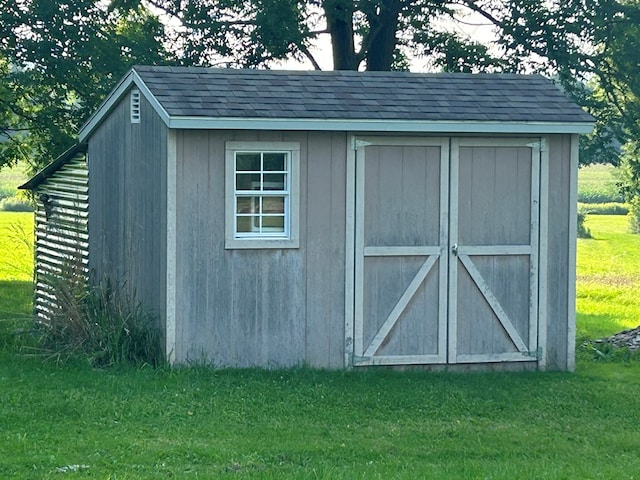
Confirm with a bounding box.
[449,138,541,363]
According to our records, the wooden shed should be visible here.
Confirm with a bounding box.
[33,66,594,370]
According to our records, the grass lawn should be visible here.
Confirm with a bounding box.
[577,215,640,339]
[1,212,640,479]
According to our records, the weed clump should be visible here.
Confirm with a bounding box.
[35,275,163,368]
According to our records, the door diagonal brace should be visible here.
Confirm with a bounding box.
[458,255,528,352]
[364,255,438,357]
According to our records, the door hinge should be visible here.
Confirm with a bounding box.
[351,137,373,151]
[351,354,370,365]
[526,139,547,152]
[524,347,542,360]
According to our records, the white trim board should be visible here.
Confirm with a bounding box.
[165,130,177,364]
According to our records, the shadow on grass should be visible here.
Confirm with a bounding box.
[576,311,628,341]
[0,280,33,350]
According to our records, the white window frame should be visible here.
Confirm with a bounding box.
[225,141,300,249]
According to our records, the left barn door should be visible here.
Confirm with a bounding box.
[352,138,449,366]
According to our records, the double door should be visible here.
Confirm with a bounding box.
[352,137,542,366]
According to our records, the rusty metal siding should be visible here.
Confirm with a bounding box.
[32,152,88,322]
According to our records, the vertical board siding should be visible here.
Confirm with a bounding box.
[87,92,168,332]
[33,153,88,322]
[175,130,346,367]
[544,135,572,370]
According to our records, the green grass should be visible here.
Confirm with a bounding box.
[0,212,33,350]
[0,359,639,479]
[1,212,640,479]
[577,215,640,339]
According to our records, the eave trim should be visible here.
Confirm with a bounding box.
[166,117,593,134]
[78,69,171,141]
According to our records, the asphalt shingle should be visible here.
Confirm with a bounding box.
[133,66,593,124]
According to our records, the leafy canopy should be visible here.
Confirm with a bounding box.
[1,0,639,179]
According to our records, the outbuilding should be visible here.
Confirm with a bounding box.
[24,66,594,370]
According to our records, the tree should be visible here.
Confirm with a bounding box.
[0,0,171,171]
[138,0,545,71]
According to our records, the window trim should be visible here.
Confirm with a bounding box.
[225,141,300,249]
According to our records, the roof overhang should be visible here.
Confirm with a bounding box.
[78,68,594,141]
[19,143,88,191]
[164,116,593,135]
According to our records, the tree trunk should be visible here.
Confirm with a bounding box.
[364,0,402,71]
[323,0,358,70]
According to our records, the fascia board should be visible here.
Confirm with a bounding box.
[78,69,171,141]
[167,117,594,135]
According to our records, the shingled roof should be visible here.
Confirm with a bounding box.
[80,66,593,139]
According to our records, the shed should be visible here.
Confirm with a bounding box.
[18,143,89,322]
[25,66,594,370]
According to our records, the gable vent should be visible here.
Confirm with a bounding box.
[130,89,141,123]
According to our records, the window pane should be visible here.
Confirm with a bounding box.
[262,215,285,232]
[236,173,261,190]
[263,174,285,190]
[237,196,260,214]
[262,196,284,214]
[237,216,257,233]
[236,153,261,171]
[263,153,286,171]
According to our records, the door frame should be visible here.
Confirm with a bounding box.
[448,137,547,364]
[348,136,450,366]
[344,135,549,368]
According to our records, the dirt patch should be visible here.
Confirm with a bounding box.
[577,274,640,287]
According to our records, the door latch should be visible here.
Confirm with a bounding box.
[451,243,458,256]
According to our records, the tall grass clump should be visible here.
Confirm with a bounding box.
[35,271,163,368]
[577,208,591,238]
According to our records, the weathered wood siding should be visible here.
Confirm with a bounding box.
[174,130,346,367]
[87,92,168,330]
[33,153,88,321]
[543,134,574,370]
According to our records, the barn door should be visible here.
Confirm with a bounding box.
[351,136,542,367]
[352,138,449,366]
[449,138,540,363]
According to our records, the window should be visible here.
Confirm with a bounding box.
[225,142,300,249]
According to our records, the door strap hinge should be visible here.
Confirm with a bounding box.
[524,347,542,360]
[351,137,373,150]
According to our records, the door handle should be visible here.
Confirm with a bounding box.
[451,243,458,256]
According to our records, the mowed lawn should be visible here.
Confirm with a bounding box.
[577,215,640,339]
[1,212,639,479]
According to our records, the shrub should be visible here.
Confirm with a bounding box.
[578,202,630,215]
[577,208,591,239]
[629,197,640,234]
[577,189,625,204]
[35,273,164,368]
[0,195,33,212]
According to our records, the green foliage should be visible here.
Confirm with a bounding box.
[578,162,624,205]
[577,202,629,215]
[0,195,33,212]
[0,1,172,172]
[577,209,591,238]
[35,274,163,368]
[577,340,640,363]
